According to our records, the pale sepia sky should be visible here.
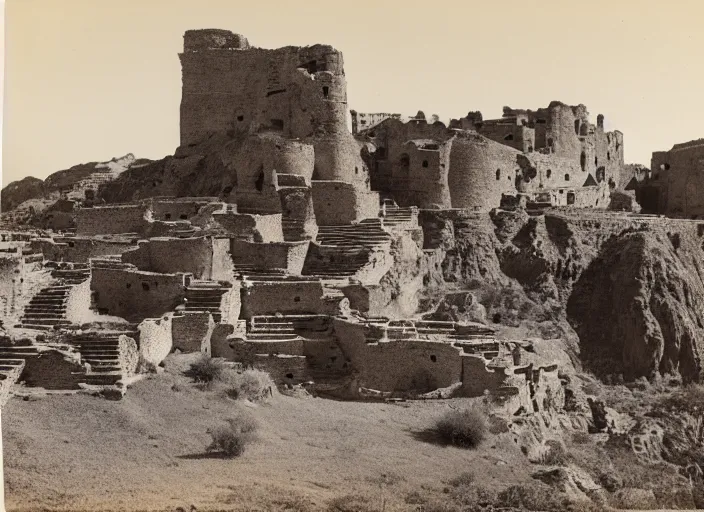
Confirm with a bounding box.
[2,0,703,186]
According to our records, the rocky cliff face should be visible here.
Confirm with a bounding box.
[416,209,704,383]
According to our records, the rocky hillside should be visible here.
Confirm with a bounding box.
[415,209,704,383]
[1,153,147,213]
[1,176,45,212]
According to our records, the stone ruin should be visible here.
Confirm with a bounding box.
[6,27,668,414]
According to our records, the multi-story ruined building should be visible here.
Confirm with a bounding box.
[639,139,704,218]
[357,102,624,210]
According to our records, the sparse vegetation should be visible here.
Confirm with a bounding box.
[186,354,227,385]
[206,409,259,457]
[224,368,275,401]
[433,407,487,448]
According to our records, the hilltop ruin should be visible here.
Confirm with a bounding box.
[0,28,702,412]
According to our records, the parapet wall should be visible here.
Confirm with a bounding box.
[230,240,309,274]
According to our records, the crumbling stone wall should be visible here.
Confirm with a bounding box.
[32,236,136,263]
[171,312,215,353]
[91,267,187,322]
[240,281,326,319]
[311,181,379,225]
[149,197,217,222]
[230,239,309,274]
[212,212,284,242]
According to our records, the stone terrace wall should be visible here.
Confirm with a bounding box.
[91,267,187,322]
[76,205,146,235]
[122,237,214,279]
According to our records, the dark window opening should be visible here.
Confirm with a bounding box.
[237,115,244,122]
[179,214,188,220]
[255,167,265,192]
[580,152,586,172]
[661,163,671,171]
[422,160,429,168]
[68,241,75,248]
[142,283,150,291]
[222,185,233,196]
[496,169,501,180]
[165,213,171,220]
[574,119,580,135]
[285,372,294,379]
[567,192,576,205]
[399,154,410,175]
[294,296,301,303]
[595,156,598,166]
[547,138,554,147]
[270,119,284,131]
[126,283,131,289]
[84,189,95,200]
[266,89,286,97]
[528,146,534,153]
[565,174,570,181]
[355,166,359,174]
[546,169,552,178]
[322,86,329,98]
[607,151,611,161]
[504,134,514,141]
[430,355,437,362]
[537,118,547,124]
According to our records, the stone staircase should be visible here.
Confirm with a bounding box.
[315,218,392,248]
[20,284,73,330]
[183,281,230,322]
[247,314,332,341]
[19,262,91,330]
[381,206,419,229]
[69,329,138,386]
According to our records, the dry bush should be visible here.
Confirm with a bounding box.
[540,439,570,466]
[206,410,258,457]
[326,494,376,512]
[224,368,275,401]
[186,354,227,384]
[434,407,487,448]
[497,483,571,511]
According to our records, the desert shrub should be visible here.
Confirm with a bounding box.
[326,494,376,512]
[434,407,487,448]
[447,471,475,488]
[658,383,704,414]
[497,483,570,511]
[224,369,275,401]
[541,439,569,466]
[572,431,592,445]
[206,410,258,457]
[186,354,227,384]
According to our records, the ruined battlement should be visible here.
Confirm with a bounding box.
[179,31,348,146]
[183,29,250,51]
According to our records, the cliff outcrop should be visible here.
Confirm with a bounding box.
[417,209,704,383]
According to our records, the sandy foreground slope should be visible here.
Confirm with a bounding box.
[2,358,531,512]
